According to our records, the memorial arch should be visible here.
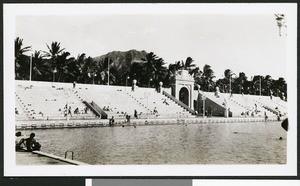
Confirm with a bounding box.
[179,87,189,106]
[171,70,194,109]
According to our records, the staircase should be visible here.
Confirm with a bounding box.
[83,101,107,119]
[162,90,196,115]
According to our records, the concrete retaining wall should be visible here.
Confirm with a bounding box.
[16,116,279,130]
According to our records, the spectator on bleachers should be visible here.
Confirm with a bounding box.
[126,115,131,124]
[264,111,268,121]
[277,113,281,121]
[153,107,158,114]
[15,108,19,115]
[74,108,79,115]
[208,107,212,117]
[38,111,44,117]
[73,81,76,88]
[134,109,138,119]
[246,110,250,116]
[68,106,72,117]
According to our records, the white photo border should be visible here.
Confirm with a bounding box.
[4,3,297,176]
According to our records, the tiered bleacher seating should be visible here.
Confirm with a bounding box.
[250,95,288,116]
[15,81,96,121]
[15,80,287,121]
[15,92,31,120]
[200,91,277,117]
[128,87,192,118]
[74,84,193,119]
[74,85,149,119]
[228,94,275,117]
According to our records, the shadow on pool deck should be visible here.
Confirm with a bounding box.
[16,150,88,165]
[16,151,69,165]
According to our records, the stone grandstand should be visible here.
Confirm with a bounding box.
[198,91,287,118]
[15,80,193,121]
[15,80,287,122]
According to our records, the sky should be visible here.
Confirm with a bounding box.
[16,14,287,80]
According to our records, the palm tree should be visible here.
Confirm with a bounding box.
[200,64,216,91]
[252,75,263,95]
[15,37,31,79]
[183,57,196,73]
[44,41,65,59]
[168,61,182,74]
[262,75,273,96]
[272,77,287,100]
[234,72,247,94]
[15,37,31,59]
[215,78,227,93]
[223,69,232,93]
[43,41,65,82]
[31,50,46,81]
[144,52,158,86]
[224,69,231,79]
[135,52,166,87]
[152,57,167,86]
[53,51,73,82]
[74,54,99,84]
[190,67,203,89]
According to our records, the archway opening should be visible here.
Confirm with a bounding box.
[179,87,189,106]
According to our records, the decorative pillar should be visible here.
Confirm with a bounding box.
[158,81,163,93]
[132,79,137,92]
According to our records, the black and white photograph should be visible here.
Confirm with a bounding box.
[3,3,297,176]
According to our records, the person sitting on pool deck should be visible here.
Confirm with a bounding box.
[25,133,41,152]
[15,132,26,151]
[109,116,115,126]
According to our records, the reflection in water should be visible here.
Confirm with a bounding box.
[22,121,286,165]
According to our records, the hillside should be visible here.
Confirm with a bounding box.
[93,49,148,71]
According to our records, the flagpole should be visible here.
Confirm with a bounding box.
[107,57,110,86]
[29,55,32,81]
[259,76,261,96]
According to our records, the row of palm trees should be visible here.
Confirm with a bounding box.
[15,37,287,100]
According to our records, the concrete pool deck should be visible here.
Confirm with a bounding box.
[16,150,88,165]
[16,116,281,130]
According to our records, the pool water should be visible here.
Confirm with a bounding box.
[20,121,286,165]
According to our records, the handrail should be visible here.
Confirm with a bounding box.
[162,91,196,115]
[31,150,88,165]
[90,101,108,119]
[83,101,107,119]
[263,105,279,115]
[65,150,74,160]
